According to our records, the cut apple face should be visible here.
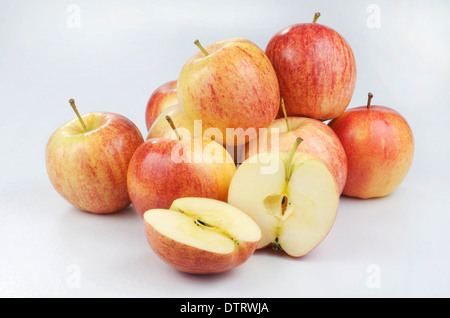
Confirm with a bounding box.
[228,150,339,257]
[143,197,261,274]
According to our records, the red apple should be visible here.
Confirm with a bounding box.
[177,38,280,146]
[245,102,347,194]
[127,136,237,217]
[144,197,261,274]
[265,12,357,120]
[46,99,144,213]
[145,80,178,131]
[328,93,414,199]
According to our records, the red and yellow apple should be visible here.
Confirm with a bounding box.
[127,137,237,217]
[145,80,178,131]
[146,105,195,141]
[328,93,414,199]
[144,197,261,274]
[228,138,340,257]
[265,12,356,120]
[46,99,144,213]
[244,101,347,194]
[177,38,280,146]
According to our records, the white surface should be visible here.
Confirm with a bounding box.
[1,0,449,298]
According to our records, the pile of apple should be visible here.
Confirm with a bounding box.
[46,13,414,275]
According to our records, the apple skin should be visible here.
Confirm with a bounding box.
[143,197,261,274]
[245,116,347,194]
[145,80,178,131]
[46,112,144,213]
[265,22,356,120]
[177,38,280,146]
[328,105,414,199]
[146,105,195,141]
[127,138,237,217]
[145,225,258,274]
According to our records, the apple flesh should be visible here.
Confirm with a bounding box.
[265,14,356,120]
[145,80,178,131]
[177,38,280,146]
[328,93,414,198]
[144,197,261,274]
[245,116,348,194]
[127,137,237,217]
[228,144,339,257]
[46,111,144,213]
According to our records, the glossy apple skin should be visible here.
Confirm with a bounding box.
[127,138,237,217]
[144,223,258,274]
[46,112,144,213]
[178,38,280,146]
[245,117,347,194]
[146,105,195,141]
[328,105,414,199]
[266,23,356,120]
[145,80,178,131]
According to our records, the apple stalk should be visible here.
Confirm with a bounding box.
[280,97,291,132]
[165,115,182,140]
[194,39,209,56]
[69,99,87,132]
[286,137,303,182]
[312,12,321,23]
[367,92,374,109]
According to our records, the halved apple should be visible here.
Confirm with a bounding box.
[143,197,261,274]
[228,138,340,257]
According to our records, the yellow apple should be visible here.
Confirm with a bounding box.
[146,105,195,141]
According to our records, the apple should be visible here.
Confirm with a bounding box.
[46,99,144,213]
[177,38,280,146]
[146,105,195,141]
[143,197,261,274]
[265,12,357,120]
[244,98,348,194]
[328,93,414,199]
[228,138,340,257]
[145,80,178,131]
[127,134,237,218]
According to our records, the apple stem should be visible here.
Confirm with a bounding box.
[194,39,209,56]
[280,97,291,132]
[313,12,321,23]
[286,137,303,181]
[367,92,374,109]
[165,115,182,140]
[69,99,87,132]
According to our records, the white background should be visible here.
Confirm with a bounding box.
[1,0,449,298]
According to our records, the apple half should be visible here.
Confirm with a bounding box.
[228,139,340,257]
[143,197,261,274]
